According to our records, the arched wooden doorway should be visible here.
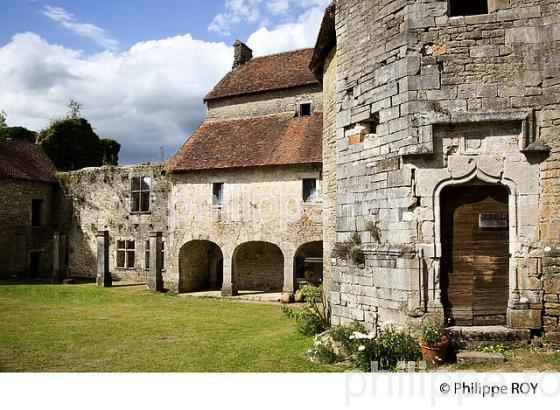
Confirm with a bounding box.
[440,181,510,326]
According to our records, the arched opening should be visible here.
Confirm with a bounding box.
[179,240,223,293]
[440,180,509,326]
[294,241,323,288]
[233,241,283,292]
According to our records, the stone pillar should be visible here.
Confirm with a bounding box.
[147,231,164,292]
[51,233,66,283]
[282,251,295,303]
[96,231,112,287]
[221,256,238,296]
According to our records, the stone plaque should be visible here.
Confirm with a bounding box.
[479,213,508,229]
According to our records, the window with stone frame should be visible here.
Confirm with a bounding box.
[131,176,151,213]
[302,178,317,202]
[213,182,224,206]
[116,240,135,269]
[297,102,312,117]
[31,199,44,227]
[449,0,488,17]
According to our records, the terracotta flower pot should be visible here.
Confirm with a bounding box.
[419,335,449,365]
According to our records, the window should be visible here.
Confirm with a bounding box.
[449,0,488,17]
[31,199,43,227]
[144,240,150,270]
[116,240,135,268]
[131,176,151,213]
[298,102,311,117]
[213,182,224,206]
[302,179,317,202]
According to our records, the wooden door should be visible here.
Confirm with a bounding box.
[441,184,509,326]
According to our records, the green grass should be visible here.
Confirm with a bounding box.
[0,281,338,372]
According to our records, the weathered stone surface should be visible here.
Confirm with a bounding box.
[456,351,506,364]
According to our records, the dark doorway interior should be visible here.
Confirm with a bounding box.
[29,251,42,277]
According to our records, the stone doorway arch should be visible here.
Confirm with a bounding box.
[232,241,284,292]
[178,240,223,293]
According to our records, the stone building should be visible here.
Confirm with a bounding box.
[57,164,169,283]
[164,43,324,299]
[0,139,58,278]
[311,0,560,339]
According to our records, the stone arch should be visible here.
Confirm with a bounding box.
[232,241,284,292]
[431,166,520,324]
[294,241,323,287]
[178,240,223,293]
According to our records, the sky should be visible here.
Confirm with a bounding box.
[0,0,330,164]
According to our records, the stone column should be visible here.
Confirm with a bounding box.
[282,251,295,303]
[147,231,163,292]
[221,255,238,296]
[96,230,112,287]
[51,233,66,283]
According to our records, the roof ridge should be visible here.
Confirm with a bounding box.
[249,47,315,60]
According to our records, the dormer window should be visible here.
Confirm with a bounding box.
[449,0,488,17]
[297,102,312,117]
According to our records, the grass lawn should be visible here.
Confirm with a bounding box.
[0,280,337,372]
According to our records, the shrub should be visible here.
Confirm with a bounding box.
[352,326,421,372]
[282,284,329,336]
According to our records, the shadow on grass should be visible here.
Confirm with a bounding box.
[0,276,96,286]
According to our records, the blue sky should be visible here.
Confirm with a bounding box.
[0,0,329,163]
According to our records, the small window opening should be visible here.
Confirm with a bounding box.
[144,240,150,270]
[213,182,224,206]
[298,102,312,117]
[362,112,379,134]
[449,0,488,17]
[117,240,135,269]
[302,179,317,202]
[31,199,43,227]
[161,240,165,271]
[131,176,151,213]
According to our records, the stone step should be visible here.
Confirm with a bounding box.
[447,326,531,350]
[456,351,506,365]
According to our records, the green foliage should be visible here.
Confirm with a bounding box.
[334,232,365,266]
[353,326,421,372]
[420,321,446,346]
[37,118,120,171]
[67,99,83,119]
[100,138,121,166]
[0,110,6,128]
[474,344,515,358]
[282,284,329,336]
[0,126,37,143]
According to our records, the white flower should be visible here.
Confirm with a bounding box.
[358,345,365,351]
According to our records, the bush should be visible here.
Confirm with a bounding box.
[282,284,329,336]
[420,321,446,346]
[353,326,421,372]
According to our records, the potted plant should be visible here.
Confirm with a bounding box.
[418,321,449,365]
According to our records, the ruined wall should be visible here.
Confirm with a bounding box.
[0,178,55,278]
[167,164,323,292]
[58,164,169,283]
[206,85,322,121]
[331,0,560,335]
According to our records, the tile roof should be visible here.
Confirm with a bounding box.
[0,139,57,182]
[165,112,322,172]
[204,48,320,101]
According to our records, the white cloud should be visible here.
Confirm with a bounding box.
[42,5,119,51]
[247,6,326,56]
[209,0,265,36]
[0,32,232,163]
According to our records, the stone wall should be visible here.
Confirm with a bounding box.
[329,0,560,336]
[167,164,323,294]
[0,177,55,278]
[57,164,169,283]
[322,48,338,306]
[206,85,322,121]
[234,241,284,291]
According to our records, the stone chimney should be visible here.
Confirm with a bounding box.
[232,40,253,70]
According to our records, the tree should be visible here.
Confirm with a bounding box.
[0,126,37,143]
[100,138,121,166]
[0,110,6,128]
[67,100,83,119]
[37,118,120,171]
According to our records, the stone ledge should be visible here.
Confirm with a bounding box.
[456,351,506,365]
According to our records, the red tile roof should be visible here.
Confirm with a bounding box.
[165,112,323,172]
[0,139,57,182]
[204,48,320,101]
